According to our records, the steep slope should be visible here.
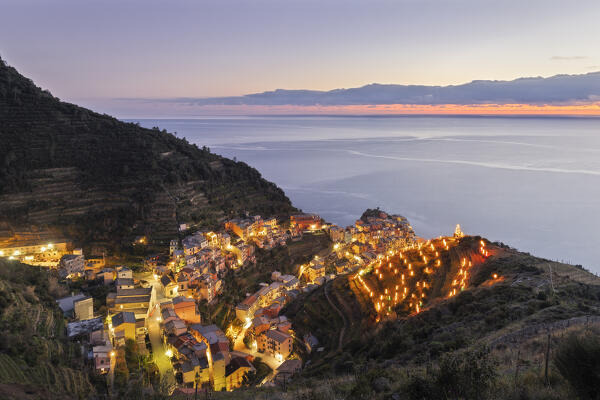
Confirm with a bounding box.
[0,57,295,250]
[0,259,93,399]
[288,236,600,377]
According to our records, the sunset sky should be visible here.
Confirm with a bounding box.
[2,0,600,116]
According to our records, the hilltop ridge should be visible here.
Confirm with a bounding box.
[0,57,295,251]
[286,235,600,381]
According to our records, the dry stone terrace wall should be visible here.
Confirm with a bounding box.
[0,56,295,249]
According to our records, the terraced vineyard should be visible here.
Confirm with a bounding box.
[288,236,600,381]
[0,56,295,252]
[0,259,94,398]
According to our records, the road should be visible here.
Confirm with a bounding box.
[136,271,285,383]
[232,327,283,385]
[108,352,115,391]
[136,271,173,375]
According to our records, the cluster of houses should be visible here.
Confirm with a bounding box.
[156,298,256,391]
[44,207,429,395]
[235,271,300,324]
[163,319,256,391]
[59,264,158,376]
[342,211,415,253]
[0,233,70,267]
[224,215,289,250]
[155,215,294,307]
[146,215,307,390]
[232,271,305,377]
[147,296,263,391]
[303,211,417,280]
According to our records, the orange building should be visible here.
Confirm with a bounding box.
[290,214,322,231]
[172,296,201,324]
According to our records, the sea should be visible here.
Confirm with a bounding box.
[131,116,600,273]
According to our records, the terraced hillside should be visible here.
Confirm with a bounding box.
[289,236,600,378]
[0,259,93,399]
[0,56,295,250]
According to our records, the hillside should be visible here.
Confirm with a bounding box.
[0,259,93,399]
[0,57,295,251]
[287,236,600,382]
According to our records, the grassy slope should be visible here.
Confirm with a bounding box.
[0,259,93,399]
[287,237,600,377]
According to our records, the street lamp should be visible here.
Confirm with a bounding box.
[165,349,173,358]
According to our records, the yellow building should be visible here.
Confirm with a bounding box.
[225,357,255,391]
[111,311,136,346]
[306,263,325,283]
[181,353,226,391]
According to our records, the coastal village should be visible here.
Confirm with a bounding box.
[0,209,419,394]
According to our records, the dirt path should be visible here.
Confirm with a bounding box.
[489,315,600,348]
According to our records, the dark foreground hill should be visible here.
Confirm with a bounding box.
[0,57,295,250]
[281,237,600,399]
[0,259,92,400]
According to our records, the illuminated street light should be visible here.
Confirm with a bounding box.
[165,349,173,358]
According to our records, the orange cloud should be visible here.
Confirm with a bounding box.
[188,103,600,116]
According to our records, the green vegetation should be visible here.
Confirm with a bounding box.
[199,233,331,332]
[0,56,295,253]
[112,339,161,398]
[554,328,600,399]
[280,238,600,399]
[242,357,272,387]
[0,259,93,398]
[360,207,385,222]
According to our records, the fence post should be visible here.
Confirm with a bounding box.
[544,332,551,386]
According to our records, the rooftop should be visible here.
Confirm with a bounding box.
[112,311,136,327]
[277,359,302,374]
[67,317,104,338]
[265,329,291,343]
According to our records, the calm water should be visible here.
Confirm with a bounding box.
[132,116,600,272]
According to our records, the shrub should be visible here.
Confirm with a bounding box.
[554,330,600,400]
[434,347,497,400]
